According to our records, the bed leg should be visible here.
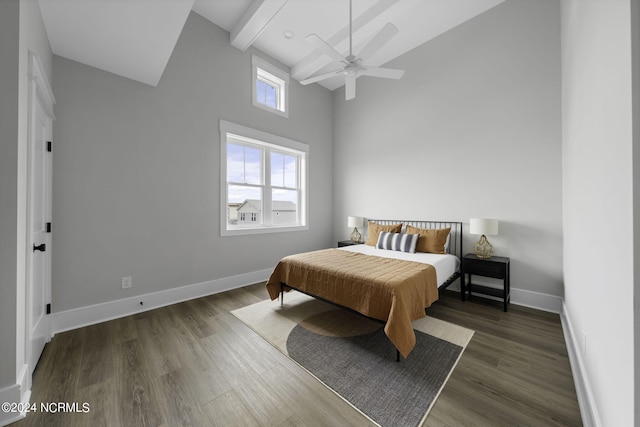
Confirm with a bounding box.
[280,283,284,307]
[396,350,400,362]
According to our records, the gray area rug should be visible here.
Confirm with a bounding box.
[232,291,474,427]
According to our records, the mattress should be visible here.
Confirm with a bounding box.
[337,244,461,287]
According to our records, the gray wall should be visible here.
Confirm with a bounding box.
[561,0,637,425]
[0,0,21,391]
[332,0,563,299]
[52,12,333,312]
[633,0,640,424]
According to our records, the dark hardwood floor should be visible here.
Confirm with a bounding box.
[13,284,582,426]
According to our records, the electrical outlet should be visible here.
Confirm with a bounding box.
[121,276,132,289]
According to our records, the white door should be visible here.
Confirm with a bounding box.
[26,61,53,375]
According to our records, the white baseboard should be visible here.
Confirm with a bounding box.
[52,269,272,334]
[510,287,563,313]
[450,283,563,313]
[0,365,30,427]
[560,301,600,427]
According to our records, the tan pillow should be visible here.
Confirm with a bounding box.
[406,225,450,254]
[365,222,402,246]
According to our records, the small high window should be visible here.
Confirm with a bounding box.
[252,56,289,117]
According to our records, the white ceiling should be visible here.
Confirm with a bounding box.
[39,0,505,90]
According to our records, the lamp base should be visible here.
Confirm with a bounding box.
[473,235,494,259]
[350,227,362,243]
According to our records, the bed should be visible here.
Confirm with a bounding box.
[265,220,463,359]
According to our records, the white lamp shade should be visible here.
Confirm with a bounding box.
[347,216,364,228]
[470,218,499,236]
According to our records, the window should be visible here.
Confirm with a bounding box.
[252,55,289,117]
[220,120,308,236]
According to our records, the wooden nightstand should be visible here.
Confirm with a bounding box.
[338,240,361,247]
[462,253,511,311]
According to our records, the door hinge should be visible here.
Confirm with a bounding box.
[46,222,51,233]
[46,303,51,315]
[47,141,52,152]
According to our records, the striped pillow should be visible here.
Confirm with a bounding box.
[375,232,419,253]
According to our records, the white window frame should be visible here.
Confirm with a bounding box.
[252,55,289,118]
[220,120,308,236]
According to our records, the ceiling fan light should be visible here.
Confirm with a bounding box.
[344,66,358,77]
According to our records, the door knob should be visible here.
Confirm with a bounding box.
[33,243,46,252]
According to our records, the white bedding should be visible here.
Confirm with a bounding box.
[337,244,460,287]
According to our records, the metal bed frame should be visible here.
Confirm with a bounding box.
[368,219,464,293]
[278,219,464,361]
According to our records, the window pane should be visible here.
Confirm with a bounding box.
[272,189,298,225]
[271,152,284,187]
[271,152,297,189]
[283,154,297,188]
[228,185,262,226]
[227,143,262,185]
[257,79,277,109]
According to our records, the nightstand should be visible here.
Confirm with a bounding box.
[462,253,511,311]
[338,240,361,247]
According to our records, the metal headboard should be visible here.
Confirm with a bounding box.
[367,219,463,259]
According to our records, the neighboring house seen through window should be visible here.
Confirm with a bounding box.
[220,120,308,236]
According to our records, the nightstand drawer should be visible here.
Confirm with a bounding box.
[465,259,505,278]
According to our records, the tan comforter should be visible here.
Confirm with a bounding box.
[266,248,439,358]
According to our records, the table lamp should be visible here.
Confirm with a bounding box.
[470,218,499,259]
[347,216,363,243]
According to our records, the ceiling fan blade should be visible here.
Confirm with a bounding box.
[306,33,348,65]
[345,76,356,100]
[300,69,342,85]
[357,23,399,61]
[359,67,405,80]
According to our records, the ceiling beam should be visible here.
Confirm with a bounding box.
[230,0,288,52]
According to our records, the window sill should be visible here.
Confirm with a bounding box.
[251,100,289,118]
[221,224,308,237]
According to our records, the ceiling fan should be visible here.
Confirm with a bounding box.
[299,0,405,100]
